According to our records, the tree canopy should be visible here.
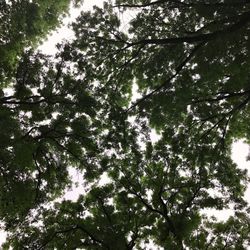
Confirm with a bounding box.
[1,0,250,249]
[0,0,83,86]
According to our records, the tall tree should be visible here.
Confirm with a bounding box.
[1,0,250,249]
[71,0,250,140]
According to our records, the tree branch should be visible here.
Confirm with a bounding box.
[190,90,250,105]
[128,10,250,46]
[126,42,204,112]
[114,0,250,8]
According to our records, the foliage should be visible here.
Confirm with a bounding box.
[0,0,82,86]
[1,0,250,249]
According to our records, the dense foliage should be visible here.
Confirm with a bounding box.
[1,0,250,249]
[0,0,83,86]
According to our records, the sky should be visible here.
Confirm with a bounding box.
[39,0,104,54]
[1,0,250,247]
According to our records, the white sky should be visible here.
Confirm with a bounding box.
[39,0,104,54]
[1,0,250,247]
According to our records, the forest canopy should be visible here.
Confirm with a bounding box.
[1,0,250,249]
